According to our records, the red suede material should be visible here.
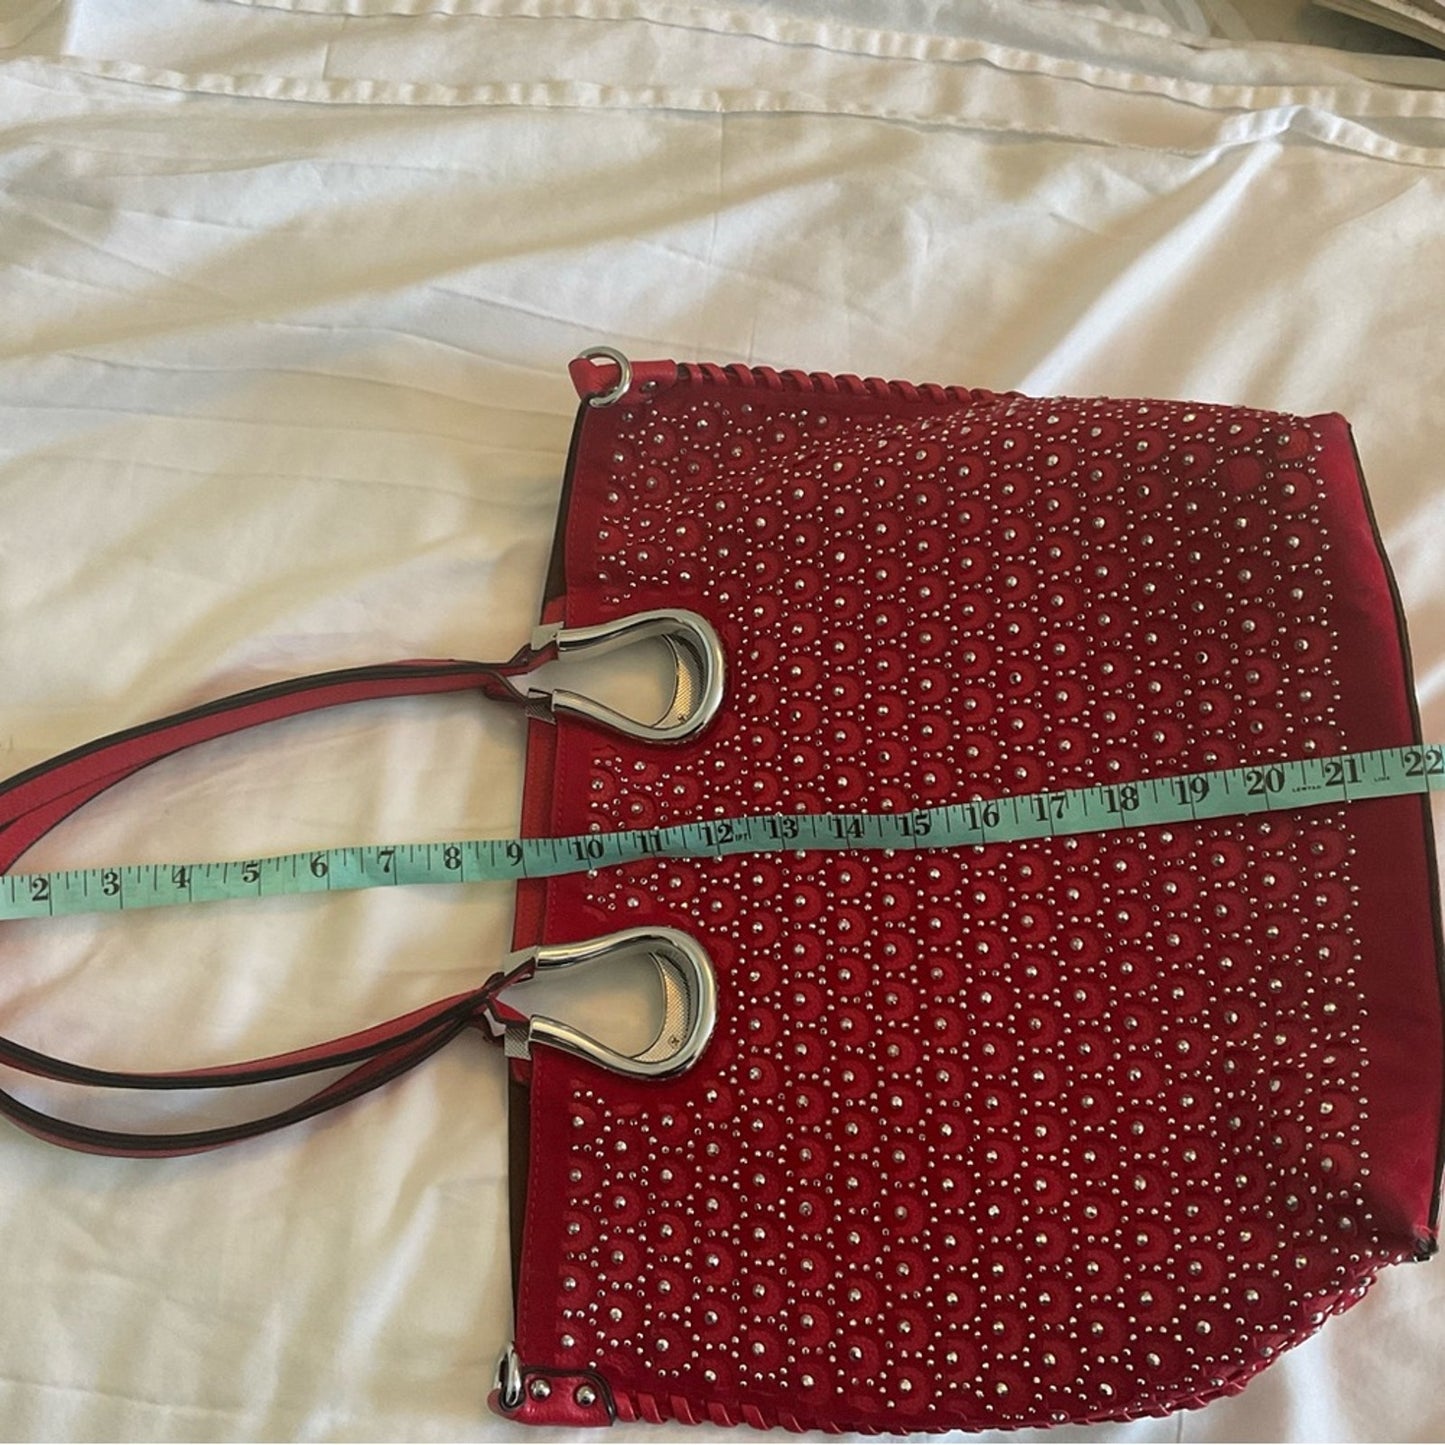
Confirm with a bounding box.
[509,365,1444,1433]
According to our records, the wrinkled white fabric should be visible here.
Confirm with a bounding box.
[0,2,1442,1440]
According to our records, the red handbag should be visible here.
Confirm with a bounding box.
[491,351,1444,1432]
[0,351,1440,1433]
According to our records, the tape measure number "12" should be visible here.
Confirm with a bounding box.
[2,744,1441,923]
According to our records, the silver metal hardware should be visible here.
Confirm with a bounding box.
[505,927,716,1079]
[575,1384,598,1407]
[531,608,725,743]
[528,1379,552,1401]
[496,1344,524,1411]
[578,345,632,407]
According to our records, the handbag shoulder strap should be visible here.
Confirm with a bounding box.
[0,652,543,1157]
[0,655,541,872]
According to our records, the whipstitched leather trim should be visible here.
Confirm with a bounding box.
[676,360,1002,405]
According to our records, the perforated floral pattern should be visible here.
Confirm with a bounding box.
[523,373,1420,1433]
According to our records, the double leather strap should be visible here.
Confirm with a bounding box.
[0,609,725,1158]
[0,651,548,1157]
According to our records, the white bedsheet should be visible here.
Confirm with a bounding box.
[1,2,1443,1440]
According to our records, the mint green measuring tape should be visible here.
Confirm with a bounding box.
[3,745,1441,923]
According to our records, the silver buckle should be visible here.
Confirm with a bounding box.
[502,927,716,1080]
[529,608,725,743]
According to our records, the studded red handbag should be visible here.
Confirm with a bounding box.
[1,351,1440,1434]
[490,350,1444,1433]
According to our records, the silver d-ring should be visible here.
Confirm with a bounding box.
[578,345,632,407]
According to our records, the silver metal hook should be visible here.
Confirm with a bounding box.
[530,608,725,743]
[502,927,716,1080]
[578,345,632,407]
